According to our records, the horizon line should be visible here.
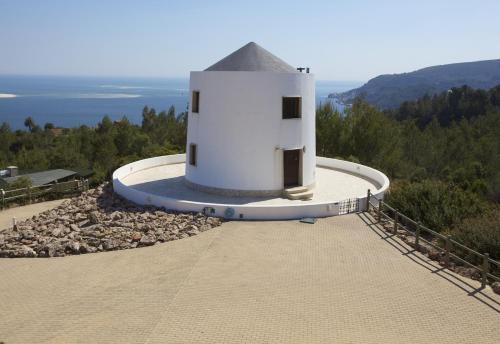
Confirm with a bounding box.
[0,73,364,84]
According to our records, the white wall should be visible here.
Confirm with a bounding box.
[186,71,316,192]
[112,155,390,221]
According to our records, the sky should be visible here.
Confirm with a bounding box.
[1,0,499,82]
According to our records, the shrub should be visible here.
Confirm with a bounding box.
[451,209,500,262]
[6,176,32,191]
[386,179,488,232]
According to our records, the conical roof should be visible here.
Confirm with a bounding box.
[205,42,297,72]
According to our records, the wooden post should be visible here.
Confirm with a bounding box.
[415,222,421,251]
[393,211,398,234]
[27,186,32,204]
[482,253,489,288]
[444,235,451,267]
[366,189,371,212]
[377,199,382,223]
[1,189,4,210]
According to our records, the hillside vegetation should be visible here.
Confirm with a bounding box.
[332,59,500,108]
[0,106,187,183]
[318,86,500,261]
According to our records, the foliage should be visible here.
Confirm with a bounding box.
[6,176,32,191]
[316,90,500,202]
[386,180,488,232]
[450,208,500,261]
[389,84,500,128]
[316,86,499,256]
[0,106,187,185]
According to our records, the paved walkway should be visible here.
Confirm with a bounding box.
[0,211,498,343]
[0,200,65,230]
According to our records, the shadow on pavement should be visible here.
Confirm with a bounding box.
[357,212,499,313]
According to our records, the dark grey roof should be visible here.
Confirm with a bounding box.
[205,42,297,72]
[1,169,77,187]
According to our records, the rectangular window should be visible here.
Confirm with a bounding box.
[192,91,200,113]
[282,97,301,119]
[189,143,197,166]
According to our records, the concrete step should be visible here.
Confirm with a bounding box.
[283,185,310,195]
[286,190,314,200]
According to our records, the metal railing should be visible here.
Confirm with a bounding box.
[1,179,89,209]
[366,189,500,288]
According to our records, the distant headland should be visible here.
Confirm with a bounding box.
[330,59,500,108]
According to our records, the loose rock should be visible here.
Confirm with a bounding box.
[0,183,222,258]
[491,282,500,295]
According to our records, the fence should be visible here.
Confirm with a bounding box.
[366,189,500,288]
[1,179,89,210]
[338,198,360,215]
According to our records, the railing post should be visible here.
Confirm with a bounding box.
[482,253,489,288]
[415,222,421,251]
[444,235,451,267]
[366,189,371,212]
[27,185,32,204]
[393,211,398,234]
[377,199,382,223]
[1,189,4,210]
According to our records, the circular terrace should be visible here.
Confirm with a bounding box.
[113,154,389,220]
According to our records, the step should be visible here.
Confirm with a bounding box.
[283,185,310,195]
[285,190,314,200]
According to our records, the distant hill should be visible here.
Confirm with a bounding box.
[330,59,500,109]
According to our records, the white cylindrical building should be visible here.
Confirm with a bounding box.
[185,42,316,197]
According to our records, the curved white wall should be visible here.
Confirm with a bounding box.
[112,155,390,221]
[185,71,315,192]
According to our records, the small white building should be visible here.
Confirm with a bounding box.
[185,42,316,198]
[113,42,389,220]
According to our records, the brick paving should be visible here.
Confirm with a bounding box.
[0,210,498,343]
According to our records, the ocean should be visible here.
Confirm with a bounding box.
[0,75,361,130]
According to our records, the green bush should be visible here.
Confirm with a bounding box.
[6,176,32,191]
[386,179,488,232]
[451,209,500,262]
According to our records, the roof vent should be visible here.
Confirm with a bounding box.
[297,67,310,73]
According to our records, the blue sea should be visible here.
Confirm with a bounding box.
[0,75,361,130]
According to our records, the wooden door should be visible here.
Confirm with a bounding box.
[283,149,300,187]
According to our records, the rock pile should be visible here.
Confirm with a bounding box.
[0,184,222,258]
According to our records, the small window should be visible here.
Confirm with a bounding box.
[189,143,197,166]
[282,97,301,119]
[192,91,200,113]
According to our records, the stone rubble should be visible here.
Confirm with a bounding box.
[0,183,222,258]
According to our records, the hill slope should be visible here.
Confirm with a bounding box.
[330,59,500,108]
